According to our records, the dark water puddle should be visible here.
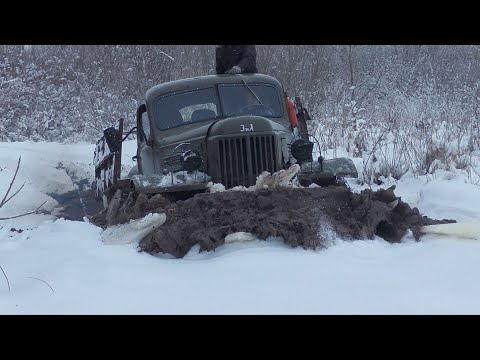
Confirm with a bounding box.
[48,179,104,221]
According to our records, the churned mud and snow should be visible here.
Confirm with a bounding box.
[1,140,480,314]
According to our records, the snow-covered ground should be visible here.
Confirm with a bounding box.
[1,140,480,314]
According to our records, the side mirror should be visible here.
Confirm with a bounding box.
[104,127,121,153]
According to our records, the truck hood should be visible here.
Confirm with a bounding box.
[159,116,290,146]
[208,116,289,137]
[158,121,216,146]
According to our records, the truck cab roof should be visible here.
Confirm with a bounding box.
[144,73,284,104]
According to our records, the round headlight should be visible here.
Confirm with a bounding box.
[180,150,202,172]
[291,139,314,163]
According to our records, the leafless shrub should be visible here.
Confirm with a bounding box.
[0,156,46,221]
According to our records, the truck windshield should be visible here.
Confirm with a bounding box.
[153,87,220,130]
[218,83,283,118]
[153,83,283,131]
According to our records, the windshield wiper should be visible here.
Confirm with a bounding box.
[241,80,264,106]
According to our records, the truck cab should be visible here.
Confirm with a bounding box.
[94,73,357,200]
[135,73,296,188]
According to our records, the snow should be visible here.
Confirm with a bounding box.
[206,164,301,193]
[101,213,166,245]
[132,170,210,188]
[1,141,480,314]
[207,182,226,193]
[417,175,480,222]
[224,232,258,243]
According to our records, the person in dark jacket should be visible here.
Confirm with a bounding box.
[216,45,258,74]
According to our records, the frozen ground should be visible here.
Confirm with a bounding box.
[1,140,480,314]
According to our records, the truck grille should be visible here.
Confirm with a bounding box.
[217,135,277,188]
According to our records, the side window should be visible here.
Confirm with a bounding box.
[141,111,151,141]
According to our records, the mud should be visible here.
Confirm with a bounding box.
[90,185,456,259]
[91,190,172,227]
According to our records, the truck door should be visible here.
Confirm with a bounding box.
[136,104,155,175]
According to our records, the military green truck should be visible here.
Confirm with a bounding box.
[93,73,357,202]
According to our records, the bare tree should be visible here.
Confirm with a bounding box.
[0,156,46,221]
[1,45,479,180]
